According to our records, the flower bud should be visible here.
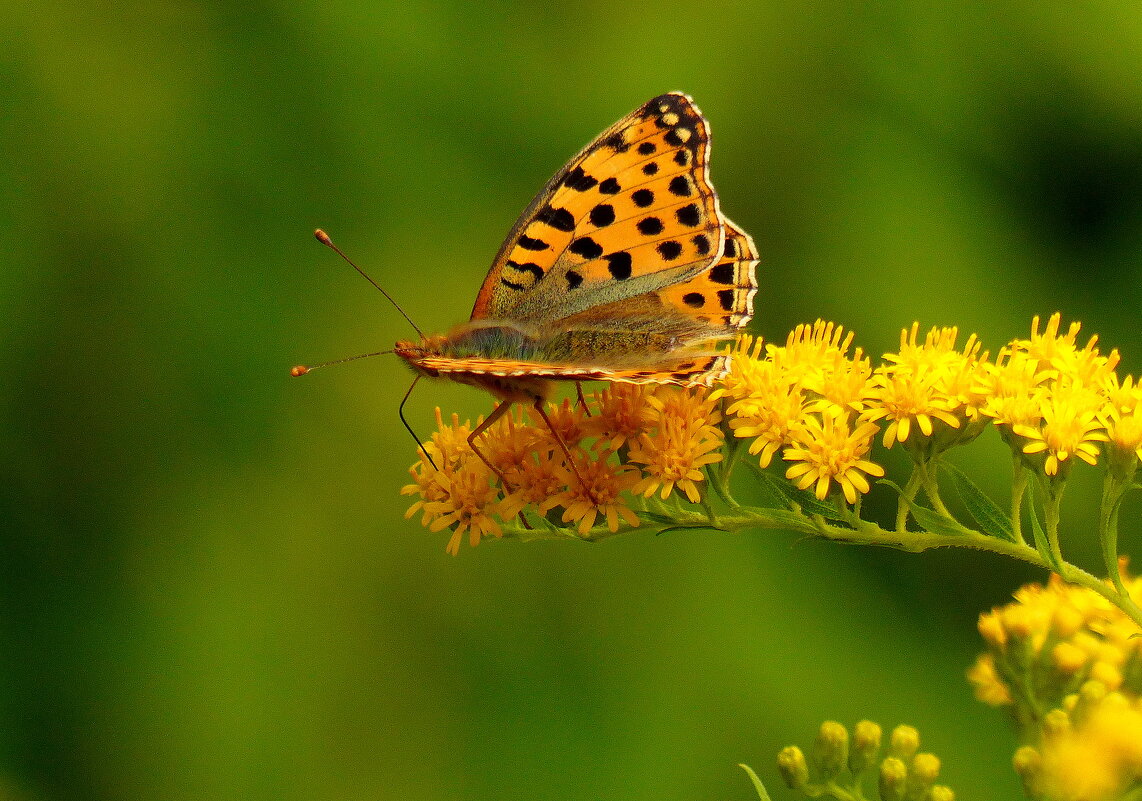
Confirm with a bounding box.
[878,757,907,801]
[814,721,849,780]
[776,745,809,790]
[848,720,882,775]
[888,724,920,760]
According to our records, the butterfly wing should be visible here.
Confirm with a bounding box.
[470,92,727,326]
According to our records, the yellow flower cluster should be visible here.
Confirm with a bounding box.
[980,314,1135,477]
[402,387,723,553]
[1016,688,1142,801]
[720,322,885,504]
[968,566,1142,711]
[968,565,1142,799]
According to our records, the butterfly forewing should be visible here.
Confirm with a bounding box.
[471,92,725,325]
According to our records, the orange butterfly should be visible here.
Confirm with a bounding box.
[307,93,758,485]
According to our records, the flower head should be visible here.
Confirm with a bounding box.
[545,451,641,534]
[783,408,885,504]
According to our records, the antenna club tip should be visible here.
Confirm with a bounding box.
[314,229,332,246]
[290,365,311,377]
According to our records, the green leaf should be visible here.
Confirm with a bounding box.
[754,469,848,521]
[942,461,1015,541]
[1027,487,1061,572]
[910,504,974,537]
[738,764,773,801]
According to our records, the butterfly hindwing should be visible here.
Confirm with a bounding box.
[471,92,726,325]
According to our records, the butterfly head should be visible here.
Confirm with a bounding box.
[394,335,448,377]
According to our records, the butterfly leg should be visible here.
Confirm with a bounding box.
[531,397,599,506]
[466,400,515,487]
[467,401,533,529]
[574,381,593,417]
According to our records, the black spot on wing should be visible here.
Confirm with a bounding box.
[566,270,583,290]
[709,262,735,284]
[563,166,598,191]
[537,205,575,232]
[589,204,615,227]
[637,217,664,236]
[683,292,705,307]
[637,141,657,155]
[506,260,545,281]
[568,236,603,259]
[642,162,659,176]
[692,234,711,255]
[605,251,632,280]
[518,234,549,251]
[675,203,701,227]
[599,177,621,195]
[657,240,683,261]
[668,176,692,196]
[632,189,655,208]
[717,289,736,311]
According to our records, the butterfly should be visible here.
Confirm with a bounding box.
[394,92,758,481]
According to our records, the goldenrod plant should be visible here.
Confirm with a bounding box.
[402,313,1141,627]
[403,312,1142,797]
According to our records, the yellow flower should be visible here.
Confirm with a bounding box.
[729,384,805,468]
[867,324,991,452]
[583,384,651,451]
[1013,384,1109,476]
[498,448,571,520]
[977,348,1052,429]
[544,452,641,534]
[629,417,723,502]
[969,568,1142,728]
[783,408,885,504]
[421,460,505,555]
[644,385,723,442]
[528,397,589,452]
[1017,312,1121,389]
[865,369,962,450]
[967,653,1013,706]
[478,406,542,485]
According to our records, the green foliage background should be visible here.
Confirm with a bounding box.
[3,2,1142,799]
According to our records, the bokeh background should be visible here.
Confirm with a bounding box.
[4,2,1142,799]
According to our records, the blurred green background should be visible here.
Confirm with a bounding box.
[3,2,1142,799]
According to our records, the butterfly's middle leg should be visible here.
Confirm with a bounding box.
[530,397,599,505]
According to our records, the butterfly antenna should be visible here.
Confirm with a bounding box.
[314,229,425,339]
[289,350,393,377]
[399,376,437,470]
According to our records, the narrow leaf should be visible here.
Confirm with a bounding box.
[910,504,974,537]
[738,764,773,801]
[755,469,848,521]
[1027,487,1061,572]
[942,461,1015,541]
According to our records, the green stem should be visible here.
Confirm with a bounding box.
[1010,456,1029,546]
[895,467,923,532]
[917,457,952,517]
[1099,473,1130,597]
[1041,477,1066,570]
[503,506,1142,631]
